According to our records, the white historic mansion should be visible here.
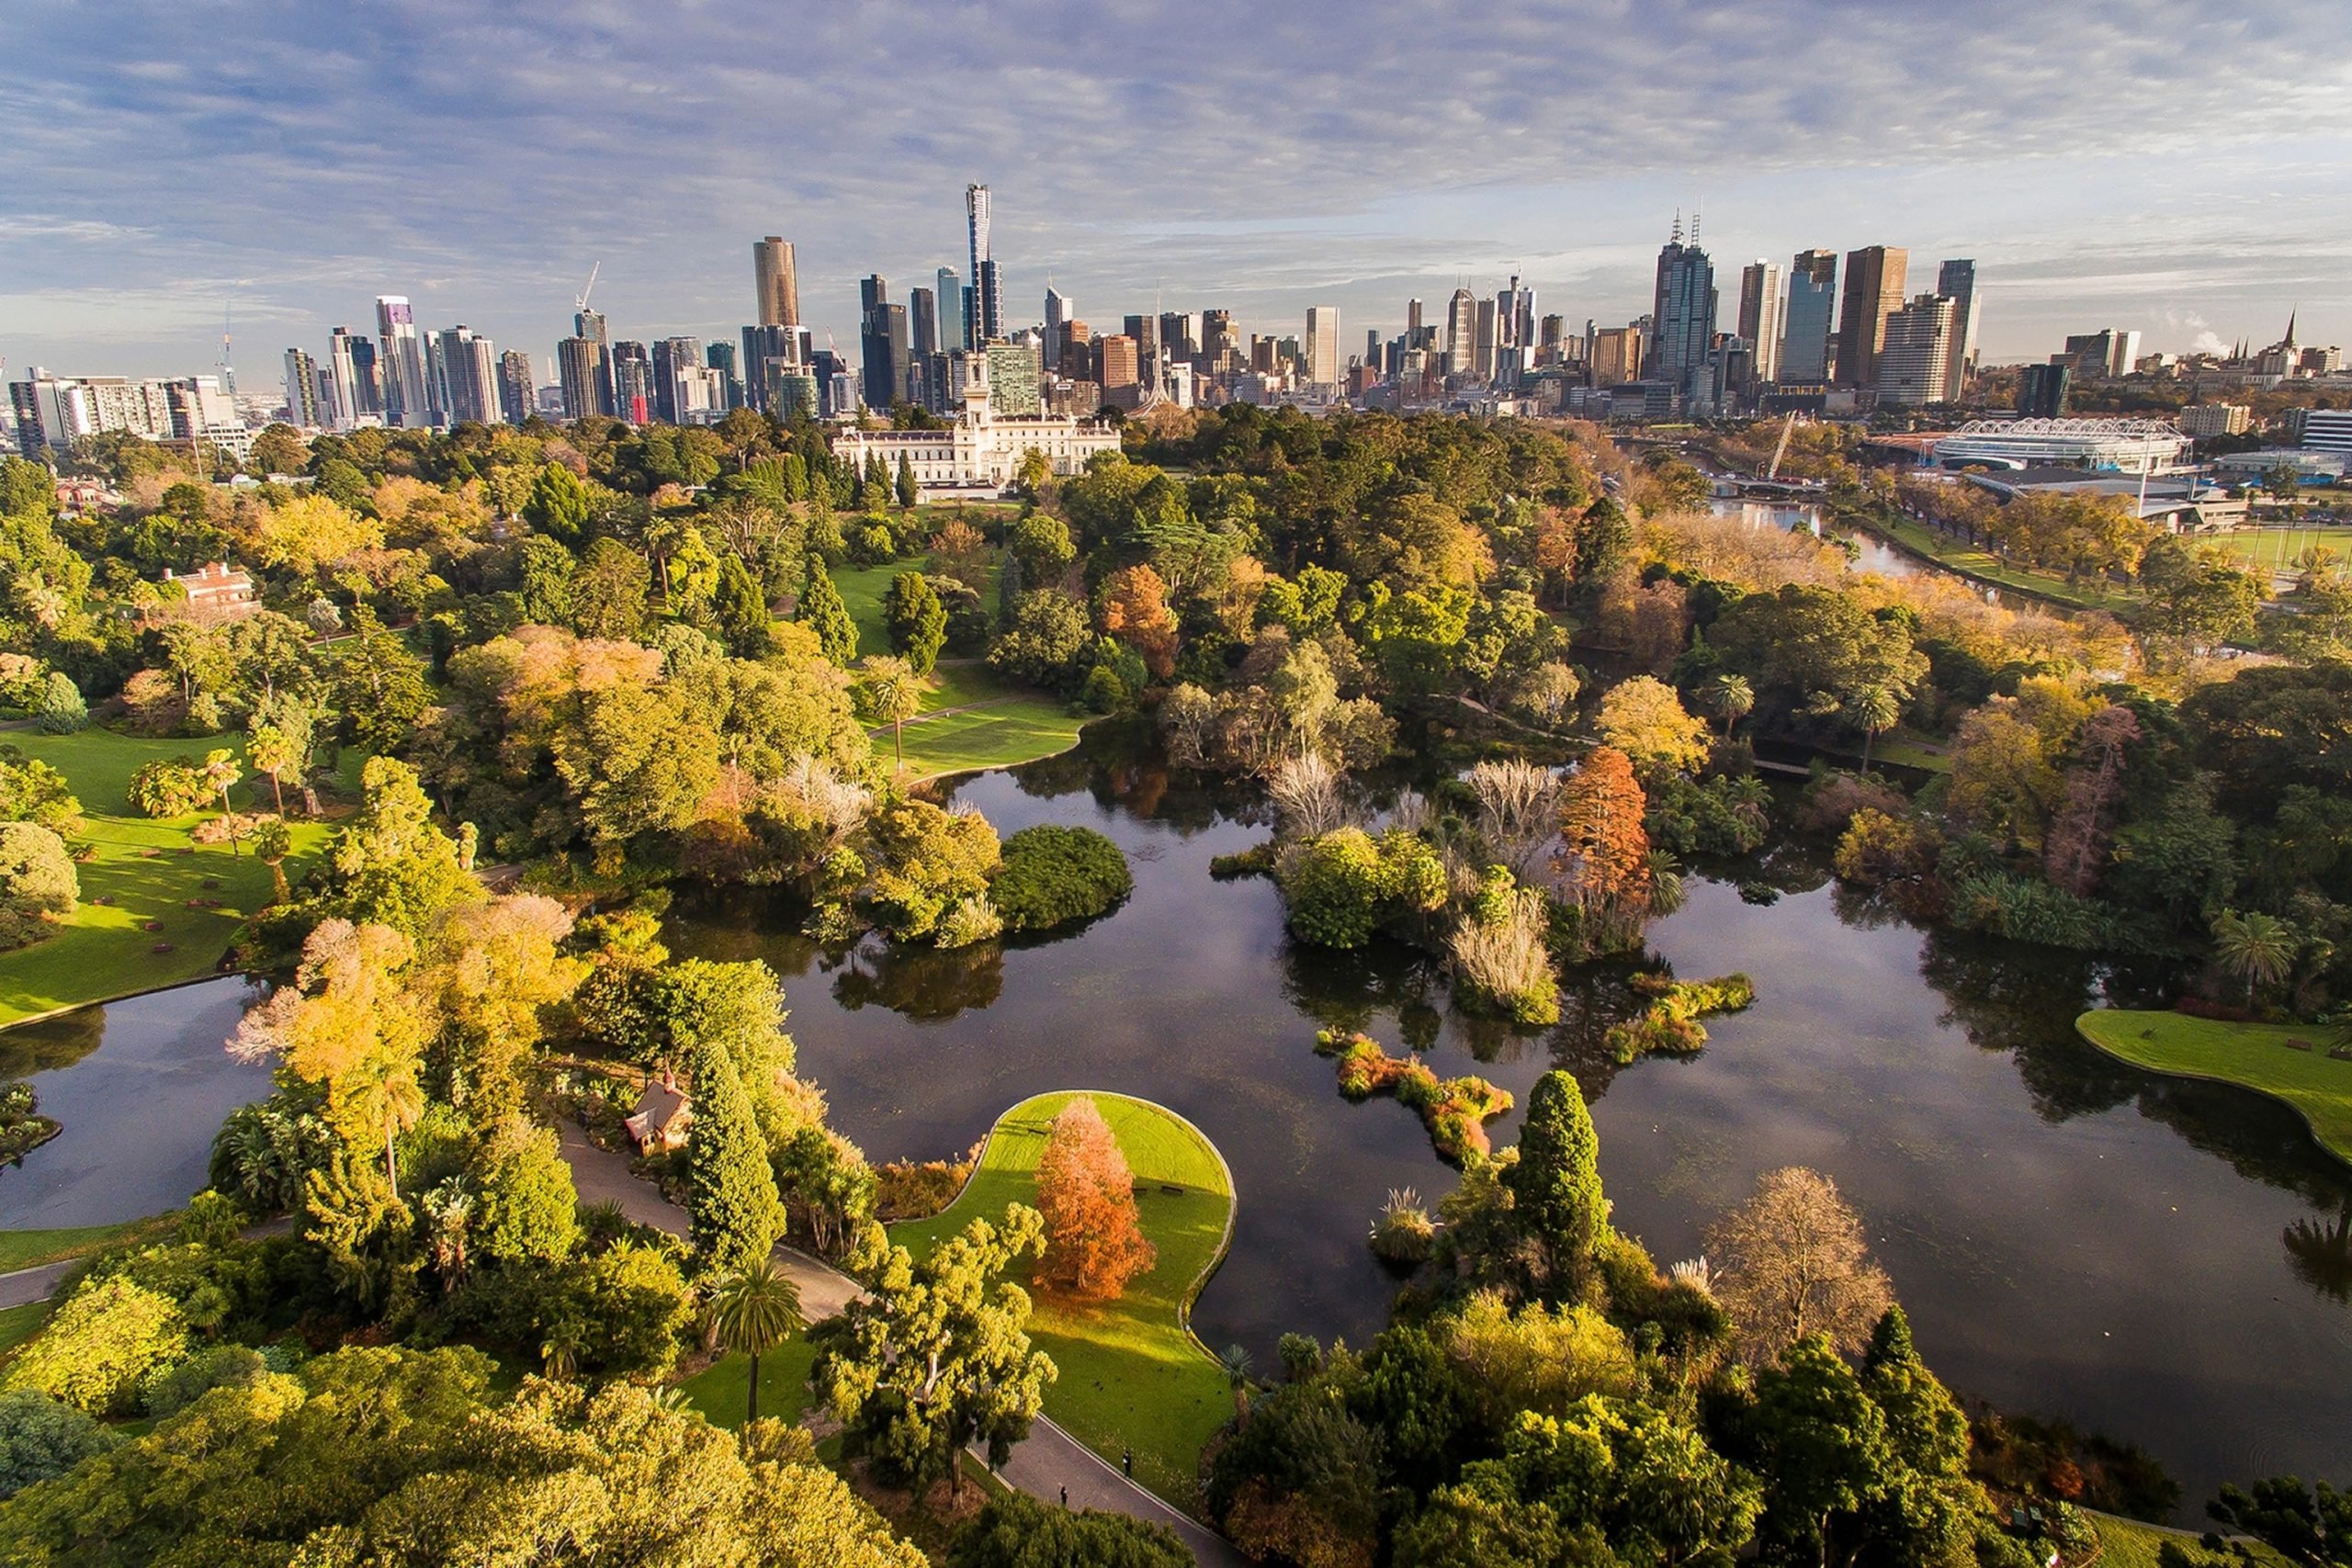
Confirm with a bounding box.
[828,354,1122,495]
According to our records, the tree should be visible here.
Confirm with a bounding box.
[857,656,924,768]
[1599,676,1710,780]
[988,592,1092,692]
[1102,565,1180,681]
[329,607,430,755]
[0,824,75,952]
[252,818,294,903]
[522,460,595,540]
[1554,747,1653,944]
[811,1204,1056,1495]
[2211,908,2297,1009]
[474,1120,582,1264]
[1507,1071,1606,1295]
[1705,1166,1894,1365]
[201,748,243,853]
[1033,1098,1156,1298]
[569,536,652,640]
[1707,672,1756,738]
[1847,682,1901,773]
[883,571,947,674]
[0,1390,118,1500]
[797,559,859,665]
[1008,513,1075,585]
[1748,1336,1899,1567]
[709,1256,806,1425]
[247,493,381,576]
[329,756,481,939]
[245,721,300,816]
[713,550,775,658]
[246,422,307,477]
[686,1039,786,1274]
[2207,1474,2352,1567]
[31,673,84,736]
[947,1492,1193,1568]
[1,1276,187,1416]
[894,451,919,507]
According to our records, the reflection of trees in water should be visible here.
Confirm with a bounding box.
[662,886,829,980]
[2285,1210,2352,1303]
[0,1005,107,1078]
[831,937,1004,1021]
[1278,934,1446,1044]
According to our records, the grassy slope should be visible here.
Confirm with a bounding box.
[888,1091,1235,1508]
[1844,505,2144,615]
[0,730,334,1025]
[2093,1514,2292,1568]
[677,1333,823,1434]
[2077,1010,2352,1165]
[0,1217,164,1274]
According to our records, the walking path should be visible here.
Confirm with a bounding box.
[556,1124,1244,1566]
[0,1260,77,1310]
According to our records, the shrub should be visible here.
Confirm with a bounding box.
[127,756,212,818]
[0,823,76,951]
[1448,870,1559,1025]
[3,1276,188,1415]
[1370,1188,1435,1266]
[934,893,1004,949]
[32,673,85,735]
[139,1345,270,1417]
[990,826,1133,932]
[1313,1031,1512,1163]
[874,1155,975,1221]
[0,1390,119,1499]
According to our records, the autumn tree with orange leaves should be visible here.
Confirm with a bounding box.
[1102,565,1180,681]
[1033,1097,1157,1298]
[1554,745,1654,951]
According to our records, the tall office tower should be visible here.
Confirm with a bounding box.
[1652,228,1719,404]
[1540,314,1565,353]
[610,342,652,423]
[1836,245,1908,389]
[1781,249,1838,383]
[559,336,609,421]
[1200,310,1237,367]
[1736,260,1786,386]
[2017,362,2070,419]
[1935,259,1980,400]
[1444,288,1477,375]
[753,236,799,327]
[313,366,341,431]
[326,328,376,424]
[740,325,794,412]
[1160,311,1196,364]
[1044,287,1072,371]
[649,337,700,423]
[374,296,428,427]
[909,288,939,360]
[966,185,1003,344]
[1876,294,1958,407]
[1592,326,1645,386]
[862,303,909,410]
[1473,298,1499,379]
[1365,329,1384,376]
[703,342,743,412]
[1099,333,1139,391]
[1304,306,1340,387]
[430,326,499,426]
[1515,283,1536,352]
[861,274,888,316]
[498,350,535,424]
[1407,298,1424,336]
[984,341,1042,415]
[281,349,320,428]
[935,267,965,356]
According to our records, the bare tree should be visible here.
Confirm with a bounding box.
[1270,752,1351,840]
[1703,1166,1893,1365]
[1466,758,1560,880]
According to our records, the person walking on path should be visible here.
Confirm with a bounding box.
[1059,1486,1068,1509]
[1123,1449,1133,1480]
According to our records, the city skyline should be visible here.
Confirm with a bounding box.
[6,1,2348,378]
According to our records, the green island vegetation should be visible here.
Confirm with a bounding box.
[1314,1030,1514,1162]
[2077,1010,2352,1165]
[878,1091,1234,1506]
[1603,971,1757,1063]
[0,400,2345,1562]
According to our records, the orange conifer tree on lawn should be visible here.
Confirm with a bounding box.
[1034,1097,1157,1299]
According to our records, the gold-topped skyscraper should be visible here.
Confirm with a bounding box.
[753,237,799,328]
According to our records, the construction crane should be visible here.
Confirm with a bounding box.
[1766,411,1798,481]
[574,262,600,317]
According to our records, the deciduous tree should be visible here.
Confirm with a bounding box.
[1033,1098,1156,1298]
[1705,1166,1894,1365]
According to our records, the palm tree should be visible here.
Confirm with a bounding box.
[1706,673,1754,739]
[1847,682,1901,773]
[540,1329,582,1382]
[2211,909,2297,1010]
[247,724,297,817]
[709,1258,806,1425]
[1645,849,1688,919]
[344,1050,424,1199]
[857,657,923,769]
[1219,1344,1255,1423]
[253,819,293,904]
[201,748,243,854]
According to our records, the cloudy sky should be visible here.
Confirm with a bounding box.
[7,0,2348,381]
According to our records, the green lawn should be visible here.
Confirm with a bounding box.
[0,730,336,1025]
[0,1216,164,1275]
[2077,1010,2352,1165]
[0,1301,52,1359]
[1848,506,2144,615]
[677,1332,824,1433]
[2212,525,2352,571]
[889,700,1090,782]
[2092,1512,2291,1568]
[888,1091,1236,1509]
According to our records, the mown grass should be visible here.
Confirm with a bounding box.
[676,1333,823,1433]
[2212,525,2352,571]
[2078,1009,2352,1165]
[0,730,334,1025]
[0,1301,52,1359]
[889,1090,1235,1509]
[893,702,1089,781]
[2091,1512,2292,1568]
[0,1216,170,1275]
[1846,505,2144,615]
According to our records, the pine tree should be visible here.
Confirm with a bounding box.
[796,560,858,665]
[686,1041,785,1274]
[894,452,918,508]
[883,571,946,675]
[713,553,774,658]
[1506,1069,1606,1293]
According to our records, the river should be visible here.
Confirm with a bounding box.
[1707,495,1921,580]
[670,733,2352,1518]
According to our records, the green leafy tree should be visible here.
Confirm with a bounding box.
[811,1204,1056,1495]
[568,536,651,640]
[894,451,919,508]
[0,1390,119,1500]
[797,559,859,665]
[987,592,1091,692]
[0,824,76,952]
[2207,1474,2352,1567]
[947,1492,1193,1568]
[2,1276,187,1416]
[474,1122,581,1265]
[2211,908,2297,1008]
[330,757,481,939]
[1007,513,1076,585]
[883,571,947,674]
[686,1039,786,1274]
[1747,1337,1900,1568]
[708,1256,805,1425]
[31,673,84,736]
[329,607,430,755]
[522,460,595,540]
[1506,1070,1607,1296]
[713,550,775,658]
[858,655,924,768]
[245,721,300,816]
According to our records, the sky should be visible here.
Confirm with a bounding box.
[6,0,2350,383]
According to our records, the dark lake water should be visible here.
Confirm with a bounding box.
[669,734,2352,1518]
[0,976,274,1230]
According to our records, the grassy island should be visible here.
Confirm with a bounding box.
[2076,1009,2352,1166]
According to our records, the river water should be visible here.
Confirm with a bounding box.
[670,735,2352,1517]
[1708,496,1920,580]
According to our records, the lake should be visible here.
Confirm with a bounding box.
[669,734,2352,1517]
[0,976,275,1230]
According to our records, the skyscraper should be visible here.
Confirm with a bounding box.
[910,287,939,360]
[1201,310,1237,367]
[375,296,428,427]
[966,186,1002,344]
[1474,298,1499,379]
[1444,288,1477,375]
[1836,245,1908,389]
[432,326,499,426]
[2017,362,2070,418]
[1408,298,1424,337]
[705,342,743,412]
[1877,294,1957,407]
[1044,287,1072,371]
[1099,334,1139,392]
[1305,306,1340,387]
[935,267,965,357]
[652,336,703,424]
[1935,259,1980,401]
[861,286,910,411]
[1652,224,1719,407]
[1781,250,1838,383]
[1160,311,1196,365]
[498,350,535,424]
[325,328,376,425]
[753,237,799,327]
[610,342,652,423]
[282,348,320,428]
[1736,260,1785,386]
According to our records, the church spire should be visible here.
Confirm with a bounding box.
[2285,308,2298,347]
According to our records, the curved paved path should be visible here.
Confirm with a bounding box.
[556,1124,1244,1567]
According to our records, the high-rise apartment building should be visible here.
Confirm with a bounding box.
[1099,333,1139,391]
[1444,288,1477,376]
[1592,326,1645,386]
[983,341,1042,416]
[498,351,535,425]
[652,337,704,424]
[1876,294,1957,407]
[559,336,609,422]
[1835,245,1908,390]
[1305,306,1340,388]
[1044,287,1073,371]
[1736,261,1785,386]
[375,296,429,427]
[966,186,1003,344]
[326,328,377,426]
[1936,259,1980,400]
[753,237,799,327]
[432,326,499,426]
[862,292,910,411]
[1781,250,1838,383]
[1160,312,1196,365]
[282,349,320,428]
[611,342,652,423]
[1201,310,1238,368]
[1652,227,1719,407]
